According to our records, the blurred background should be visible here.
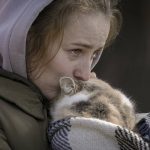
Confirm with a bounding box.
[94,0,150,112]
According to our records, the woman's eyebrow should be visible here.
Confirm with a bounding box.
[71,42,103,50]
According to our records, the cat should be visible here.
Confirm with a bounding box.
[50,76,136,130]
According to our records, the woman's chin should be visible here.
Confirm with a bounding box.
[44,87,60,101]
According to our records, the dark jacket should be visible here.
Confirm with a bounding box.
[0,70,50,150]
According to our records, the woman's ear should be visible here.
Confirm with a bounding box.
[59,77,76,95]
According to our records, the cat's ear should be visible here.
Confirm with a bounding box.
[59,77,76,95]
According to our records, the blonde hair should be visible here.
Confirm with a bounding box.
[26,0,121,78]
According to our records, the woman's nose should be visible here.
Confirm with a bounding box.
[73,62,91,81]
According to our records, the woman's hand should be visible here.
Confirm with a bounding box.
[90,72,97,79]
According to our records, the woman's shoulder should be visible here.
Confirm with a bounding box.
[0,69,39,102]
[0,69,48,120]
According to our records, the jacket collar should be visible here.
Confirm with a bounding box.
[0,69,49,120]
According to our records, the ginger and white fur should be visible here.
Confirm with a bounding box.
[51,77,136,130]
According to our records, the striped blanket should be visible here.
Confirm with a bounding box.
[48,113,150,150]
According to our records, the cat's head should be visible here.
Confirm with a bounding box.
[59,76,111,96]
[59,76,83,96]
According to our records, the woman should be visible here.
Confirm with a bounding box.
[0,0,122,150]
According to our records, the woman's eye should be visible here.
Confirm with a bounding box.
[70,49,82,56]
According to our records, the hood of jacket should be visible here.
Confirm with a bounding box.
[0,0,54,78]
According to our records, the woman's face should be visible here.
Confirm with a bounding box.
[30,12,110,99]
